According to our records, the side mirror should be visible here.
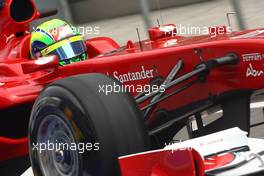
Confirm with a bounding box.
[148,24,177,41]
[21,55,59,74]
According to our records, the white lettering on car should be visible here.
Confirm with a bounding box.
[111,66,155,83]
[246,63,264,77]
[242,53,264,62]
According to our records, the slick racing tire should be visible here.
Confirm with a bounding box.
[28,74,150,176]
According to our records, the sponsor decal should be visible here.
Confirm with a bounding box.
[246,63,264,77]
[109,66,155,83]
[49,24,74,41]
[43,48,50,54]
[242,53,264,62]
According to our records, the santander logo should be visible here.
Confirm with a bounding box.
[110,66,155,83]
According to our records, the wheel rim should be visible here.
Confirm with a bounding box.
[36,115,79,176]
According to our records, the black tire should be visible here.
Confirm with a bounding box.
[28,73,150,176]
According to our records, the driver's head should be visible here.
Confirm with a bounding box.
[30,19,87,66]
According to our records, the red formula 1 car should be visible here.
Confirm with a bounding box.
[1,0,264,175]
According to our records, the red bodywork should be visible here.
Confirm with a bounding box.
[1,0,264,174]
[118,147,237,176]
[119,149,204,176]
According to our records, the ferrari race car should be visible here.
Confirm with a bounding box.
[1,0,264,175]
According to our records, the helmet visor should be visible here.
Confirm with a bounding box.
[40,35,86,61]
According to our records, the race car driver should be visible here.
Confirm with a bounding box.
[30,19,87,66]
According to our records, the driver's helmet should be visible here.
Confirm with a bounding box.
[30,19,87,66]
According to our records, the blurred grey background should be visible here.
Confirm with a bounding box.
[32,0,264,45]
[34,0,211,24]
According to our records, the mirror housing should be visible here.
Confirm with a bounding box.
[148,24,177,41]
[21,55,59,74]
